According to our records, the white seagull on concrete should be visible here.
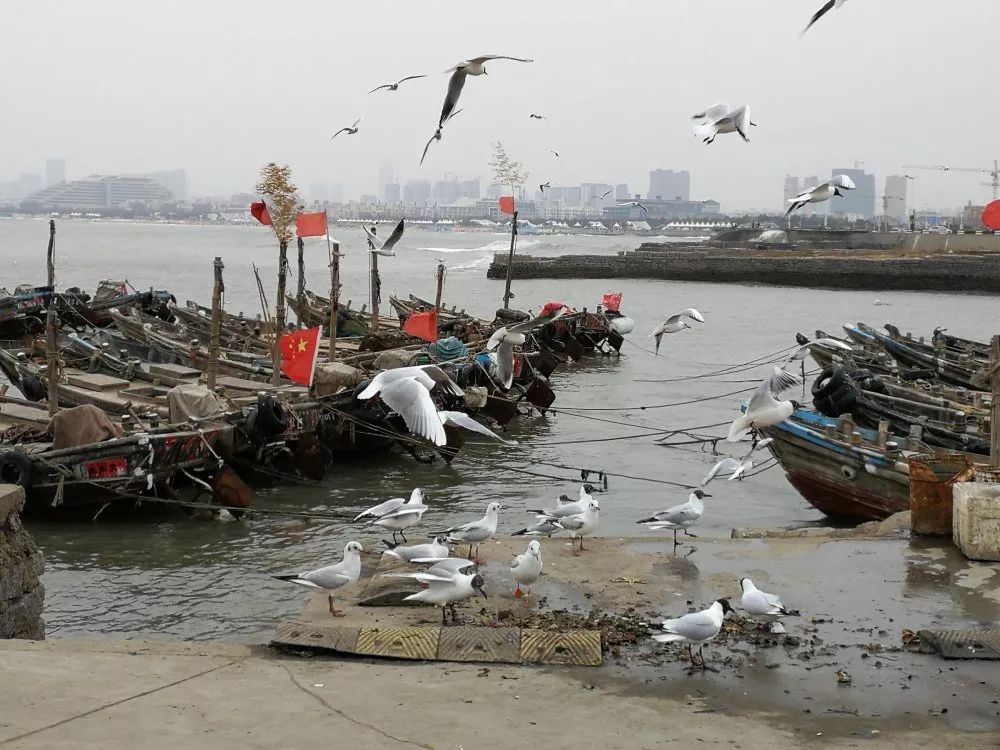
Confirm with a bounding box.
[273,541,364,616]
[786,174,857,215]
[365,488,427,543]
[437,501,503,560]
[510,540,543,599]
[650,599,735,669]
[651,308,704,355]
[402,560,488,624]
[382,535,450,563]
[638,489,710,546]
[740,577,791,633]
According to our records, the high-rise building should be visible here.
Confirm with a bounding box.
[783,175,800,210]
[45,158,66,188]
[378,160,394,202]
[459,179,480,199]
[615,183,630,200]
[309,182,330,202]
[433,179,460,203]
[0,173,43,200]
[829,168,876,218]
[884,175,908,222]
[329,182,344,204]
[144,169,186,201]
[581,183,613,205]
[23,175,171,209]
[648,169,690,201]
[403,179,431,203]
[486,183,505,200]
[384,183,401,203]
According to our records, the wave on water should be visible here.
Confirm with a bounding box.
[418,238,540,254]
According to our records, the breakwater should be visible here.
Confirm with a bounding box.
[0,485,44,640]
[487,240,1000,292]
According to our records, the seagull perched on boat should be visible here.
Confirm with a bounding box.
[273,541,364,617]
[638,489,710,546]
[650,599,734,669]
[786,174,857,215]
[330,117,362,140]
[727,338,852,442]
[617,200,648,215]
[438,55,534,128]
[363,219,405,257]
[510,540,543,599]
[651,308,704,355]
[487,307,567,389]
[529,113,546,120]
[363,488,427,543]
[368,74,427,93]
[539,182,551,193]
[436,501,503,560]
[740,577,792,633]
[420,108,463,166]
[401,559,488,625]
[382,535,450,563]
[802,0,849,35]
[693,104,755,144]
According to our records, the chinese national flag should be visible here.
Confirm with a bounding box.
[279,326,321,385]
[402,310,438,343]
[295,211,327,238]
[983,200,1000,231]
[250,201,271,226]
[498,196,515,215]
[601,292,623,312]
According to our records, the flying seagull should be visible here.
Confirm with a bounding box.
[364,218,405,257]
[330,117,362,140]
[726,338,852,441]
[803,0,849,35]
[651,308,704,355]
[693,104,755,144]
[487,307,567,389]
[438,55,534,128]
[600,189,613,199]
[368,75,427,93]
[786,174,857,215]
[650,599,734,669]
[529,113,546,120]
[420,108,463,166]
[539,182,551,193]
[273,541,364,617]
[618,200,648,215]
[550,149,560,157]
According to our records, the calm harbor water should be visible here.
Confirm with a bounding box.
[2,217,997,642]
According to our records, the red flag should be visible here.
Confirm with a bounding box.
[498,196,515,215]
[295,211,327,238]
[601,292,623,312]
[983,200,1000,231]
[402,310,438,343]
[250,201,271,226]
[279,326,321,385]
[540,301,567,317]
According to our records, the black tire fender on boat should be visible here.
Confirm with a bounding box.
[849,368,887,395]
[0,450,34,489]
[253,394,289,437]
[811,366,845,401]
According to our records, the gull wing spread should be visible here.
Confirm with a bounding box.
[438,411,518,445]
[377,376,447,446]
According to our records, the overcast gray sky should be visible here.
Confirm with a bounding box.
[5,0,997,211]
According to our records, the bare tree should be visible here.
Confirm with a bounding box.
[490,141,529,201]
[255,162,299,384]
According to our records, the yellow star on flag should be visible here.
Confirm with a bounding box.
[296,338,308,353]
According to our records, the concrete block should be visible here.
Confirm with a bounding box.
[953,483,1000,561]
[0,582,44,639]
[0,485,25,518]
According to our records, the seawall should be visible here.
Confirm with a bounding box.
[487,243,1000,292]
[0,485,45,640]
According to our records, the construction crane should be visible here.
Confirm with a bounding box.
[902,160,1000,201]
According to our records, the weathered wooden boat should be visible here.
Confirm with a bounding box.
[0,286,52,339]
[932,327,989,360]
[761,409,912,522]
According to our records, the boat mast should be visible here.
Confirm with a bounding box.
[45,219,59,416]
[206,256,224,391]
[502,208,518,309]
[295,236,306,326]
[368,225,380,331]
[329,237,341,361]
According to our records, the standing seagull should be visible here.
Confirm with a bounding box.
[786,174,857,215]
[402,560,488,625]
[438,501,503,561]
[803,0,849,34]
[651,308,704,355]
[368,74,427,93]
[552,498,600,555]
[650,599,735,669]
[366,490,427,543]
[727,338,852,441]
[364,218,405,257]
[617,200,649,215]
[510,540,543,599]
[273,541,364,617]
[382,535,450,563]
[693,104,755,144]
[638,490,710,546]
[438,55,534,128]
[330,117,362,140]
[740,577,791,633]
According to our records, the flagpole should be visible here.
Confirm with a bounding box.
[45,219,59,416]
[368,225,380,332]
[502,206,518,310]
[295,236,306,327]
[206,256,224,391]
[327,212,340,361]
